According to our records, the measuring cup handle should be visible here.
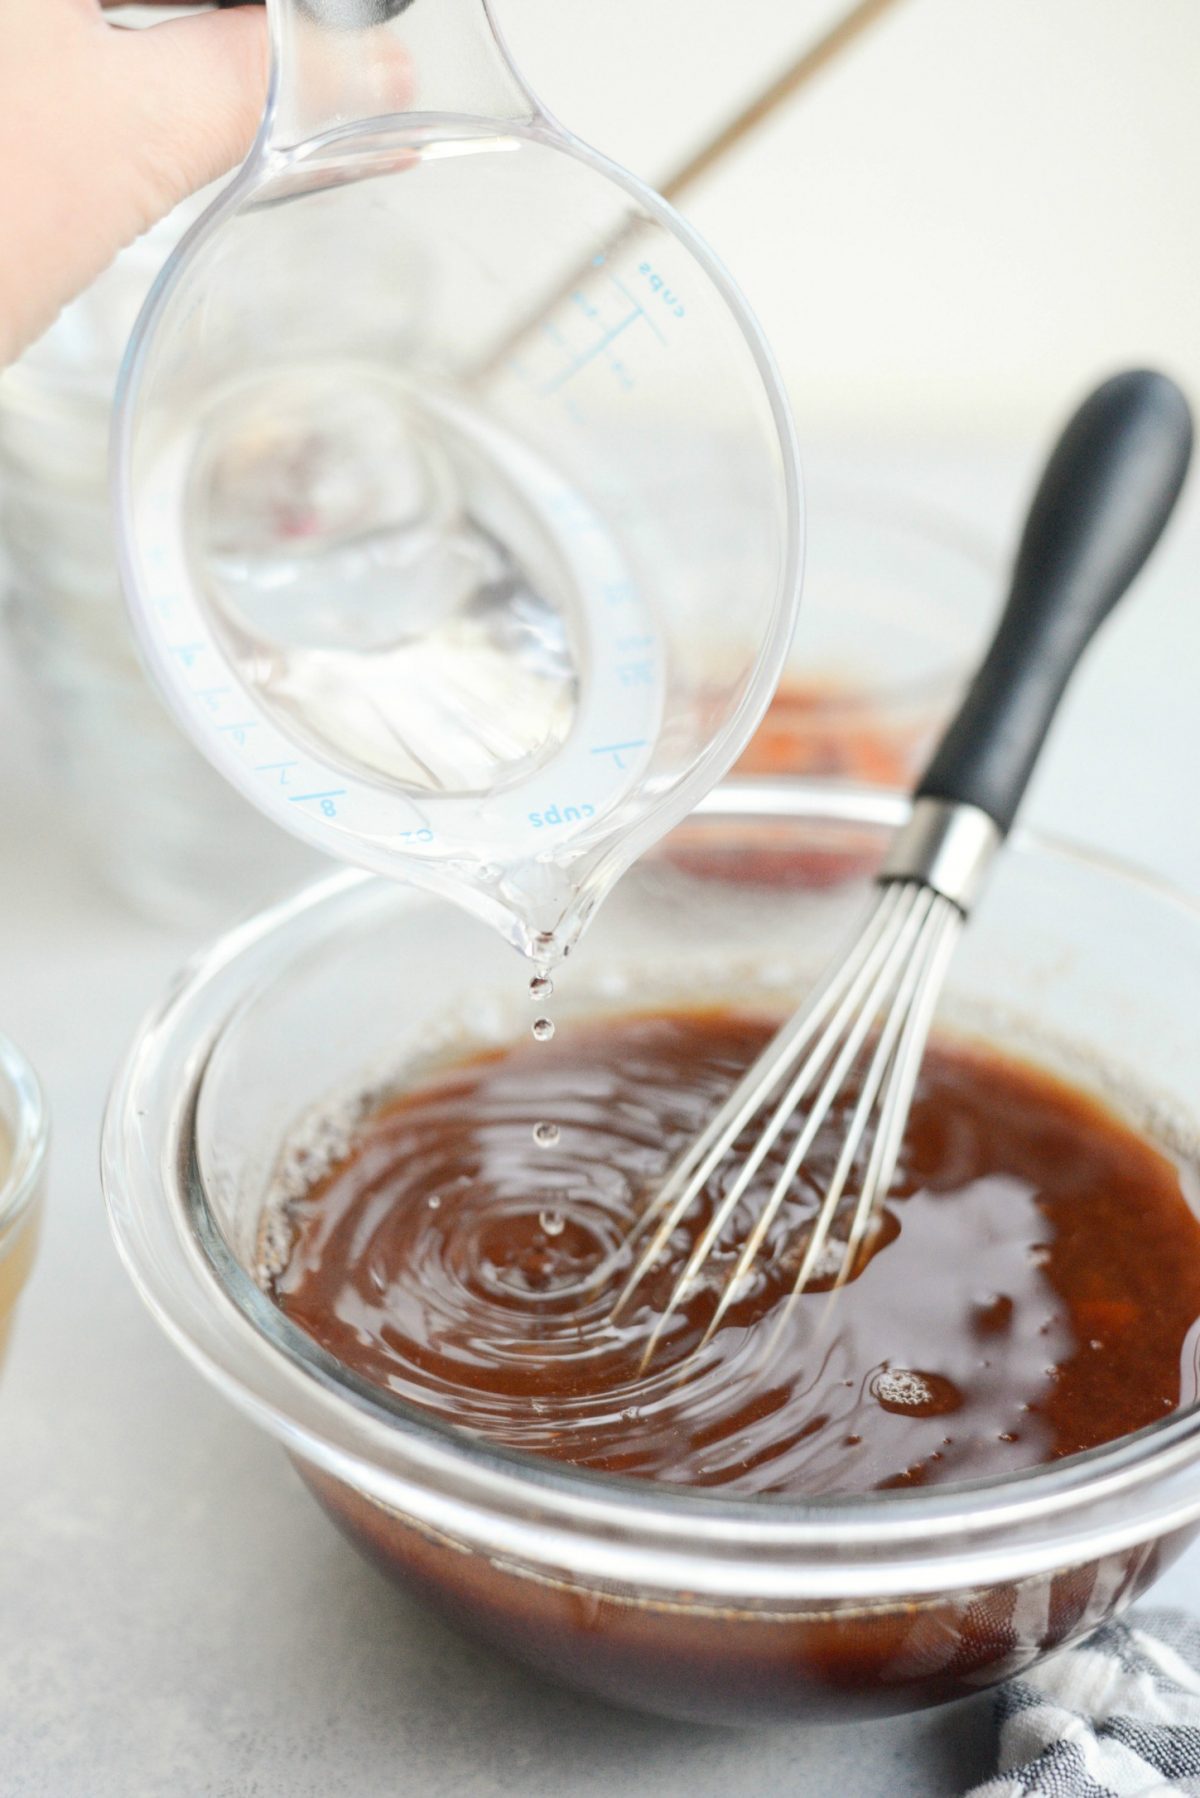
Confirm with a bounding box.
[264,0,539,151]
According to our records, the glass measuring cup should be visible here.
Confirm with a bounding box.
[113,0,803,962]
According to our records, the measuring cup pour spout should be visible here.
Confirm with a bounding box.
[114,0,803,963]
[265,0,537,150]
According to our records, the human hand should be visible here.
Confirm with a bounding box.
[0,1,269,366]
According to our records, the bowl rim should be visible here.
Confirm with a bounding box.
[102,778,1200,1601]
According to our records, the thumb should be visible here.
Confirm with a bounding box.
[109,9,271,221]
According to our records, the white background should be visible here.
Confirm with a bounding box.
[501,0,1200,442]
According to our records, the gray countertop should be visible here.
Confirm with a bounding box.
[4,447,1200,1796]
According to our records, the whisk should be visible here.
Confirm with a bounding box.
[616,369,1194,1359]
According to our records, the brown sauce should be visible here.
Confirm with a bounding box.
[270,1011,1200,1496]
[736,679,914,786]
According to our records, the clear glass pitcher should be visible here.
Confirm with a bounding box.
[114,0,803,962]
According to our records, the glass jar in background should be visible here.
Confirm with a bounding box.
[0,201,322,928]
[738,479,999,786]
[0,1031,48,1376]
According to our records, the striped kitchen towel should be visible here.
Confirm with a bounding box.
[969,1609,1200,1797]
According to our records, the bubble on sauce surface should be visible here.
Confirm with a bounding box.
[871,1368,964,1417]
[539,1209,565,1237]
[532,1121,560,1149]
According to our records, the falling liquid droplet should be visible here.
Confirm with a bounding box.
[533,1121,560,1149]
[539,1209,565,1237]
[532,1017,555,1043]
[529,975,554,1003]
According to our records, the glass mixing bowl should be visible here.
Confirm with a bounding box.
[103,781,1200,1725]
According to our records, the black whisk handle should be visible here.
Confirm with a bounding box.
[916,369,1193,835]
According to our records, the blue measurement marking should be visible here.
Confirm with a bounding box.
[288,788,347,819]
[591,738,648,771]
[602,579,638,607]
[541,310,641,396]
[171,642,206,668]
[216,721,258,745]
[617,660,655,688]
[256,760,300,786]
[194,686,230,712]
[608,273,667,345]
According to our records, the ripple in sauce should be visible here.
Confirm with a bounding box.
[268,1011,1200,1496]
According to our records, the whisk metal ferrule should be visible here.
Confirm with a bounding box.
[877,798,1001,914]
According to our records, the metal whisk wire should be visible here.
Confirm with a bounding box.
[619,873,967,1365]
[613,369,1194,1364]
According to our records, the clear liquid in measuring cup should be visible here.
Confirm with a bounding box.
[189,365,582,797]
[140,360,663,964]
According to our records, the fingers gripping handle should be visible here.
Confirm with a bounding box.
[917,369,1193,835]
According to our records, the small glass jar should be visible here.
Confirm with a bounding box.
[0,204,319,928]
[0,1031,48,1375]
[739,479,999,787]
